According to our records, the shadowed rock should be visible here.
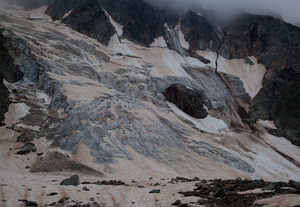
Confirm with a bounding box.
[149,189,160,193]
[163,84,208,119]
[62,2,115,46]
[15,142,37,155]
[60,175,80,186]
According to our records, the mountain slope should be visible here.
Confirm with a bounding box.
[0,1,300,206]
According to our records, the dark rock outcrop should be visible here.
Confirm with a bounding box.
[47,0,222,51]
[220,13,300,145]
[100,0,169,47]
[15,142,37,155]
[60,175,80,186]
[219,72,251,104]
[149,189,160,193]
[181,10,221,51]
[62,2,115,46]
[46,0,85,21]
[163,84,208,119]
[0,31,24,83]
[0,75,9,125]
[48,0,176,47]
[250,69,300,145]
[220,13,300,70]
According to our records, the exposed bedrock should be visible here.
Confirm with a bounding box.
[220,14,300,70]
[47,0,221,50]
[62,2,115,46]
[0,75,9,124]
[0,30,23,124]
[0,31,24,83]
[46,0,85,20]
[180,10,221,51]
[250,69,300,146]
[220,13,300,145]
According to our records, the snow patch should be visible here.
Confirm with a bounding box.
[150,36,167,47]
[37,92,51,105]
[168,102,228,134]
[16,123,41,131]
[217,56,266,98]
[63,9,73,19]
[4,103,30,125]
[28,6,52,21]
[179,25,189,49]
[196,50,217,68]
[257,120,277,129]
[244,134,300,181]
[105,10,123,37]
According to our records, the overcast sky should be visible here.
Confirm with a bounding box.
[0,0,300,26]
[149,0,300,26]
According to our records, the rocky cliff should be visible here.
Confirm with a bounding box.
[219,13,300,145]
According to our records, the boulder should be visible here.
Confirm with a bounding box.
[60,175,80,186]
[214,188,227,198]
[172,199,181,206]
[149,189,160,193]
[15,142,37,155]
[264,182,278,190]
[289,180,300,188]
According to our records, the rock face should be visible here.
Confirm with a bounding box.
[62,2,115,46]
[46,0,84,20]
[181,10,221,51]
[0,75,9,125]
[0,29,24,124]
[0,32,24,83]
[47,0,176,47]
[163,84,208,119]
[100,0,169,47]
[220,14,300,70]
[251,69,300,145]
[219,13,300,145]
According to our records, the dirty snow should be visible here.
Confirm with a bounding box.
[4,103,30,125]
[150,36,167,47]
[105,10,123,37]
[179,25,189,49]
[196,50,217,68]
[257,120,277,129]
[217,56,266,98]
[168,102,228,134]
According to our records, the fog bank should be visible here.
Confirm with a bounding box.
[148,0,300,26]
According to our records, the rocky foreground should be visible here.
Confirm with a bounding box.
[9,175,300,207]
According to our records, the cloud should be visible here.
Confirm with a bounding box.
[0,0,49,8]
[1,0,299,26]
[147,0,300,26]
